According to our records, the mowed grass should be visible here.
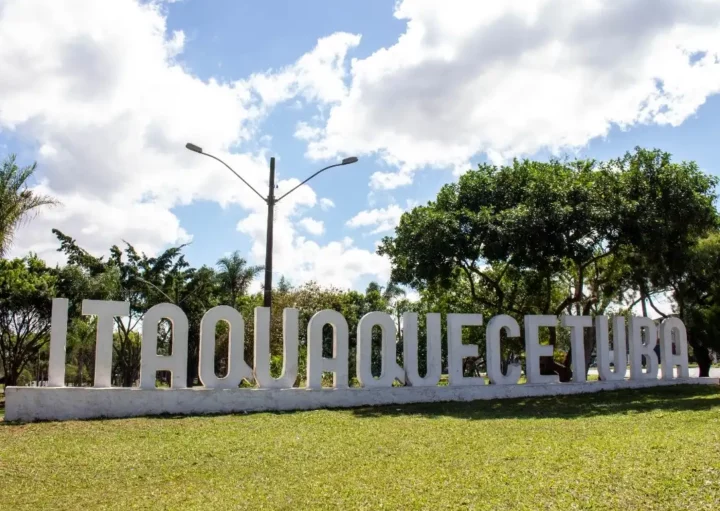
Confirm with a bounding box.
[2,386,720,510]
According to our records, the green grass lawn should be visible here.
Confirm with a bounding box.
[2,385,719,510]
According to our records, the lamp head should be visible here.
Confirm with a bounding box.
[185,142,203,154]
[341,156,358,165]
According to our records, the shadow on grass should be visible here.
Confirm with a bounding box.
[2,385,718,426]
[348,385,720,421]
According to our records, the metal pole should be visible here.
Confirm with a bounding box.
[263,157,275,308]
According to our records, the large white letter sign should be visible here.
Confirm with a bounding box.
[140,303,189,389]
[254,307,299,388]
[47,298,69,387]
[595,316,627,381]
[357,312,405,388]
[486,315,521,385]
[83,300,130,388]
[560,315,593,383]
[10,302,720,423]
[199,305,252,389]
[447,314,484,386]
[307,310,349,390]
[403,313,442,387]
[659,317,689,380]
[524,315,559,384]
[629,316,659,380]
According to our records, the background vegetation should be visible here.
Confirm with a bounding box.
[1,146,720,390]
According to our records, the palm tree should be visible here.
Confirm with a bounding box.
[0,155,58,257]
[381,280,411,340]
[382,280,406,303]
[216,251,263,307]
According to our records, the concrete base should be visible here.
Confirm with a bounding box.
[5,378,718,422]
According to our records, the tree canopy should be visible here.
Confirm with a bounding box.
[379,147,719,377]
[1,147,719,386]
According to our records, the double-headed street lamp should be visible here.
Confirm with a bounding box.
[185,142,358,308]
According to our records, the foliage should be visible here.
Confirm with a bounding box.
[668,231,720,376]
[0,256,57,386]
[66,317,98,386]
[216,251,263,307]
[255,280,394,384]
[379,147,719,379]
[52,229,219,386]
[1,146,719,387]
[0,155,58,258]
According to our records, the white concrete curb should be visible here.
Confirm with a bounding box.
[5,377,719,422]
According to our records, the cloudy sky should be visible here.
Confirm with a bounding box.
[1,0,719,294]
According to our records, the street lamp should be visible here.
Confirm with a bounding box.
[185,142,358,308]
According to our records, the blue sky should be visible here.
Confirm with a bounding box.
[1,0,720,294]
[166,0,417,282]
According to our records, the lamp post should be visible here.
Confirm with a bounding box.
[185,142,358,307]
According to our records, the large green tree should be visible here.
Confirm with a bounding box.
[379,148,718,380]
[661,232,720,376]
[52,229,203,386]
[0,255,57,386]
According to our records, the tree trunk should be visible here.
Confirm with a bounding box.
[694,345,712,377]
[77,355,83,387]
[558,348,573,382]
[186,350,198,387]
[5,368,19,387]
[640,292,648,317]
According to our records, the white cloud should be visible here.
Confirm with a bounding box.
[237,183,389,289]
[298,217,325,236]
[405,289,421,303]
[319,197,335,210]
[301,0,720,189]
[0,0,387,290]
[295,121,324,141]
[347,204,405,234]
[247,32,361,107]
[369,169,414,190]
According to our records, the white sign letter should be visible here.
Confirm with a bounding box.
[307,310,349,390]
[524,315,559,384]
[357,312,404,387]
[403,313,442,386]
[199,305,252,389]
[47,298,69,387]
[140,303,189,389]
[629,316,658,380]
[659,317,689,379]
[486,315,521,385]
[254,307,299,388]
[560,315,593,383]
[83,300,130,388]
[447,313,484,386]
[595,316,627,381]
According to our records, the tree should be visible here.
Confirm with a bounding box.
[379,156,623,314]
[0,255,56,386]
[379,148,718,380]
[0,155,58,257]
[154,264,219,386]
[382,280,407,332]
[277,276,293,293]
[52,229,197,386]
[66,317,98,386]
[667,232,720,376]
[611,148,719,317]
[216,251,263,307]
